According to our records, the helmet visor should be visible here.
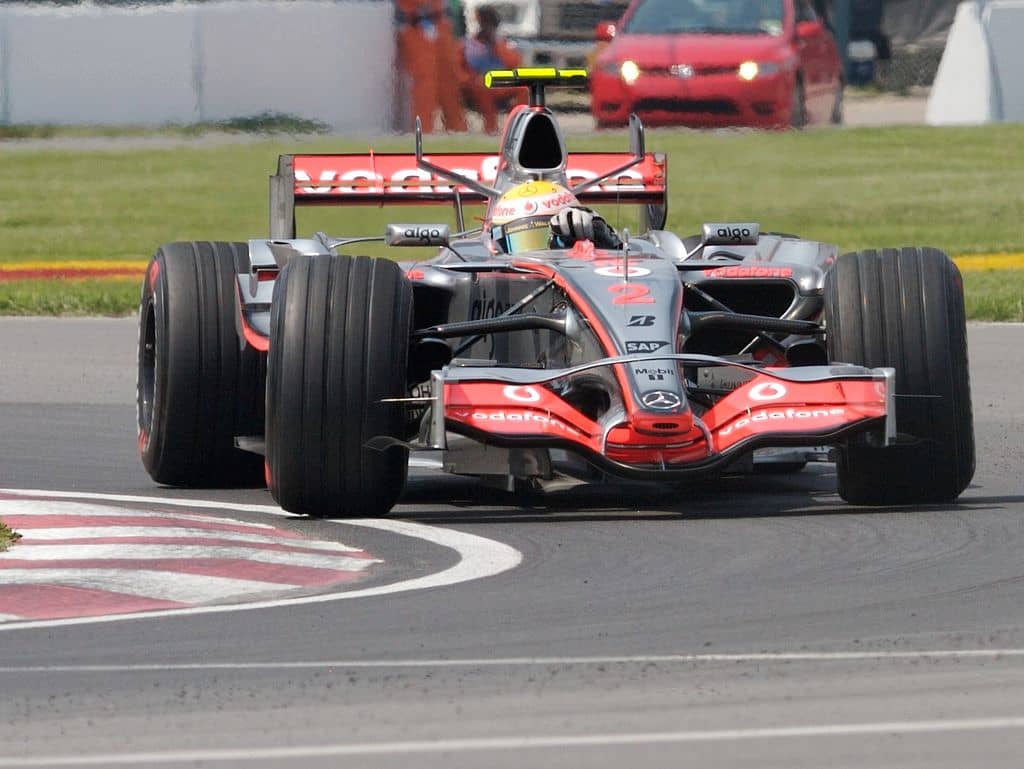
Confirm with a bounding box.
[493,215,552,254]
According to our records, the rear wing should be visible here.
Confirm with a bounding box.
[269,152,667,239]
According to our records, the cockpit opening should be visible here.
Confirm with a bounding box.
[517,113,564,171]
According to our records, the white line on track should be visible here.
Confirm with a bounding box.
[0,489,522,631]
[3,648,1024,673]
[0,499,277,527]
[3,543,378,570]
[15,526,361,550]
[0,569,292,604]
[2,716,1024,766]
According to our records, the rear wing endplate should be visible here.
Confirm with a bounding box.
[269,152,667,239]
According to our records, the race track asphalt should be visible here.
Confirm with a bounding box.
[0,317,1022,769]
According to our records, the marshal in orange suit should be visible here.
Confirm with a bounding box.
[395,0,468,133]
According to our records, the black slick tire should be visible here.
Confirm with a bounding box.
[790,77,807,129]
[830,82,844,125]
[266,254,412,517]
[137,241,264,486]
[824,247,975,504]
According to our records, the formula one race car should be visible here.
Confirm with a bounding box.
[137,69,974,516]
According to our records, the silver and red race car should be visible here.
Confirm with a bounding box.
[137,69,974,516]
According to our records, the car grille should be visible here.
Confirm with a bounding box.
[538,0,629,41]
[692,65,739,77]
[644,65,739,78]
[633,98,739,115]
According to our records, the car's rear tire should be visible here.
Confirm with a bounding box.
[824,247,975,504]
[137,241,264,486]
[830,83,844,125]
[790,77,807,129]
[266,254,412,517]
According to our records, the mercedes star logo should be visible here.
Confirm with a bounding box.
[641,390,682,410]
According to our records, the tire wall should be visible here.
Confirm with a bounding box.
[0,2,394,132]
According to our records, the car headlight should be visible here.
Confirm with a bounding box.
[621,60,641,85]
[738,61,781,81]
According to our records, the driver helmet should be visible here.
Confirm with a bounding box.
[489,181,580,254]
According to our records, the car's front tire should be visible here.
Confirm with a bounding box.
[137,241,264,486]
[824,247,975,504]
[265,254,412,517]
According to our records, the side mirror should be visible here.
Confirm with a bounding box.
[595,21,616,42]
[702,222,760,247]
[385,224,450,247]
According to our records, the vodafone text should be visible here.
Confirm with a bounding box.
[295,164,647,196]
[707,266,794,279]
[452,409,581,436]
[720,407,846,436]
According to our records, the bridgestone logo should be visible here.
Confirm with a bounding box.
[720,407,846,436]
[707,266,793,278]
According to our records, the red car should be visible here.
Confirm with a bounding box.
[590,0,844,129]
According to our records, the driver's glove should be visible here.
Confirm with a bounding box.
[551,207,622,249]
[551,207,601,242]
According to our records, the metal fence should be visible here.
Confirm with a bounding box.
[878,0,958,91]
[880,45,944,91]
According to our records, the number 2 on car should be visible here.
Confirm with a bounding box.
[609,284,654,304]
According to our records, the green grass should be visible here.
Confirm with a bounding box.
[0,123,1022,318]
[0,279,140,316]
[1,123,1022,262]
[963,270,1024,322]
[0,520,19,552]
[2,271,1018,320]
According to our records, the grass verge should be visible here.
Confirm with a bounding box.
[0,279,139,316]
[0,520,19,552]
[0,123,1021,318]
[1,271,1018,321]
[2,124,1022,263]
[962,271,1024,322]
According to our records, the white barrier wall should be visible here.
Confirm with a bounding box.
[986,2,1024,121]
[0,1,396,133]
[927,0,1024,124]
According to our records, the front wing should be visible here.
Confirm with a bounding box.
[427,355,894,481]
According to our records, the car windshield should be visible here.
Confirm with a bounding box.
[623,0,785,36]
